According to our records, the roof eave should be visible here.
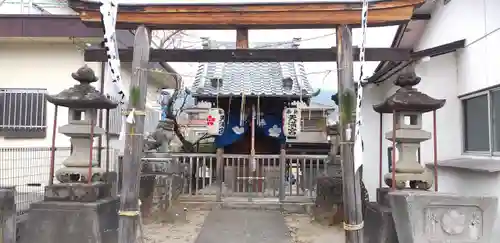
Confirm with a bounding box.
[368,39,466,84]
[366,0,437,84]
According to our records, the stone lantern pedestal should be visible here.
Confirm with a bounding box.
[21,66,120,243]
[55,109,106,183]
[383,111,434,190]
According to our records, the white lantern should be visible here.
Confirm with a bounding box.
[206,108,225,135]
[283,108,301,137]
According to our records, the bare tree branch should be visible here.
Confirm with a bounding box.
[175,91,189,117]
[157,62,196,152]
[193,133,214,145]
[128,29,196,152]
[153,30,185,49]
[191,132,215,152]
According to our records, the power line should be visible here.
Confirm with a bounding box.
[253,32,335,49]
[167,31,336,49]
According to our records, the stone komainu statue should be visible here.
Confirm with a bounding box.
[314,154,369,226]
[143,119,175,152]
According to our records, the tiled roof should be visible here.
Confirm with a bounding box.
[191,39,314,98]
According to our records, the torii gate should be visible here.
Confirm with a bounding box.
[69,1,426,242]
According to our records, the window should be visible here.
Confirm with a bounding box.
[105,98,159,136]
[462,89,500,153]
[492,91,500,151]
[300,110,326,132]
[106,96,124,136]
[189,112,208,121]
[0,88,47,138]
[144,108,160,133]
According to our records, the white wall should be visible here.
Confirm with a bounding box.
[414,1,500,239]
[362,0,500,196]
[360,0,500,238]
[0,40,163,150]
[0,0,76,15]
[416,54,461,163]
[415,0,500,96]
[0,42,121,148]
[412,0,500,163]
[0,41,100,148]
[361,79,393,201]
[363,53,460,199]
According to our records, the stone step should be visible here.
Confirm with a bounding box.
[178,197,313,214]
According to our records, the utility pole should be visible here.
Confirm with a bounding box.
[336,25,365,243]
[118,25,151,243]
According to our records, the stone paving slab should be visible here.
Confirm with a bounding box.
[194,209,291,243]
[15,192,44,213]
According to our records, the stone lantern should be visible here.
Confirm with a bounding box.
[47,65,118,183]
[367,69,498,243]
[22,66,120,243]
[373,70,445,190]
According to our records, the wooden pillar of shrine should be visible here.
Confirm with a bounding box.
[119,25,151,243]
[336,25,364,243]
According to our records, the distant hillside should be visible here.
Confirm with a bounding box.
[311,89,336,106]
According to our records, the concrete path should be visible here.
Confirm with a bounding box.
[194,209,291,243]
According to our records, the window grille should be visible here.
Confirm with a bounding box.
[0,88,47,138]
[300,110,326,132]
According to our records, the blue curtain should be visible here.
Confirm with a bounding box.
[215,112,286,148]
[215,113,249,148]
[331,93,339,106]
[257,114,286,144]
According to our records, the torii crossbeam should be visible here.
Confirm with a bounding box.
[69,0,426,29]
[67,1,426,243]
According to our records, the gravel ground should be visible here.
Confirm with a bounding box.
[142,209,210,243]
[141,209,346,243]
[284,213,345,243]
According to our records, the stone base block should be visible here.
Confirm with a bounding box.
[376,187,391,207]
[389,190,498,243]
[20,197,119,243]
[0,186,15,212]
[56,166,107,183]
[364,202,398,243]
[313,176,343,226]
[0,187,16,243]
[44,182,111,202]
[103,172,118,197]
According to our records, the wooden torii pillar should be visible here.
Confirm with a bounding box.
[69,1,427,242]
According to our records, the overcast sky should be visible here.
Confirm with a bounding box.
[168,27,397,91]
[2,0,397,92]
[0,0,398,92]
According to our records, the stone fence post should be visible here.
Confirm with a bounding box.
[0,187,16,243]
